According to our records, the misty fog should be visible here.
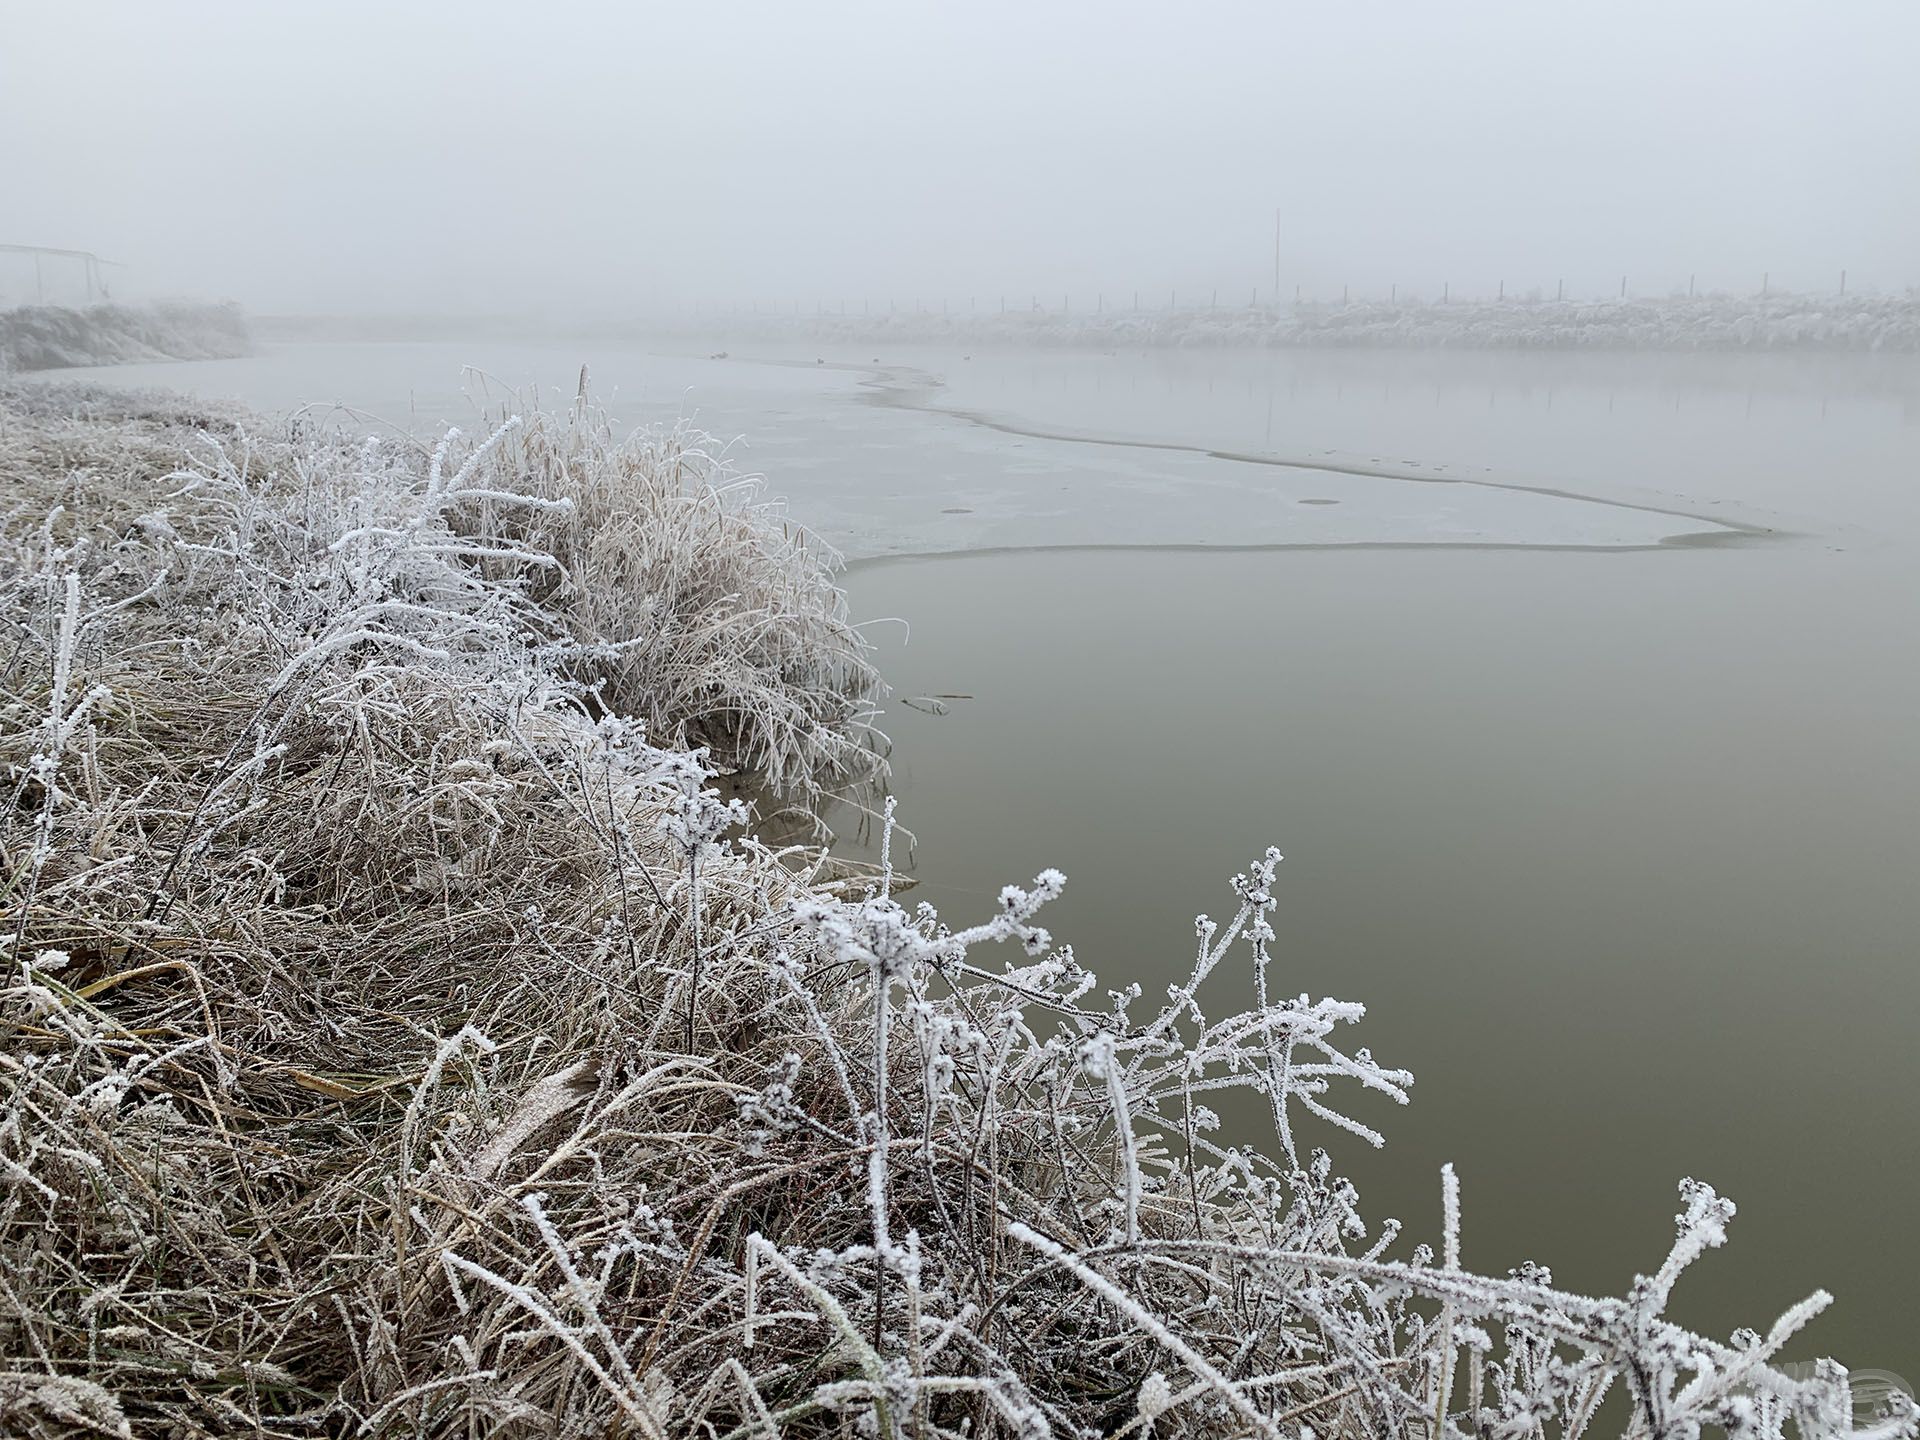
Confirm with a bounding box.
[7,0,1919,316]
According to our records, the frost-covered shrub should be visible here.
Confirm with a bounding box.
[0,381,1910,1440]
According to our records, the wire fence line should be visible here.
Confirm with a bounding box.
[672,270,1904,321]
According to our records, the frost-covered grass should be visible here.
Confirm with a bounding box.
[1,380,1912,1440]
[692,292,1920,352]
[450,392,888,805]
[0,301,250,372]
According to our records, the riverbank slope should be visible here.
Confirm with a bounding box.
[0,301,250,372]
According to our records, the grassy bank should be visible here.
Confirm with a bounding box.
[0,381,1909,1440]
[0,302,250,373]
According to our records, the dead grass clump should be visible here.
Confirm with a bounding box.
[440,387,888,805]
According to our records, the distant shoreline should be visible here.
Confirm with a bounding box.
[252,290,1920,352]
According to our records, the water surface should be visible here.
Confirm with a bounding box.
[843,540,1918,1377]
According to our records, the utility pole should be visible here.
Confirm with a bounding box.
[1273,207,1281,303]
[1840,268,1847,296]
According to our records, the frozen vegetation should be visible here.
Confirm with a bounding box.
[695,292,1920,352]
[1,379,1913,1440]
[0,302,251,373]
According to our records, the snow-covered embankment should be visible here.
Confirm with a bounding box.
[0,301,250,372]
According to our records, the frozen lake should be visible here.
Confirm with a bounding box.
[49,338,1872,554]
[43,337,1920,1380]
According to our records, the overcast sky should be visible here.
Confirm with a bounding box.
[5,0,1917,314]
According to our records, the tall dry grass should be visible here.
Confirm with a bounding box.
[0,380,1910,1440]
[445,384,887,807]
